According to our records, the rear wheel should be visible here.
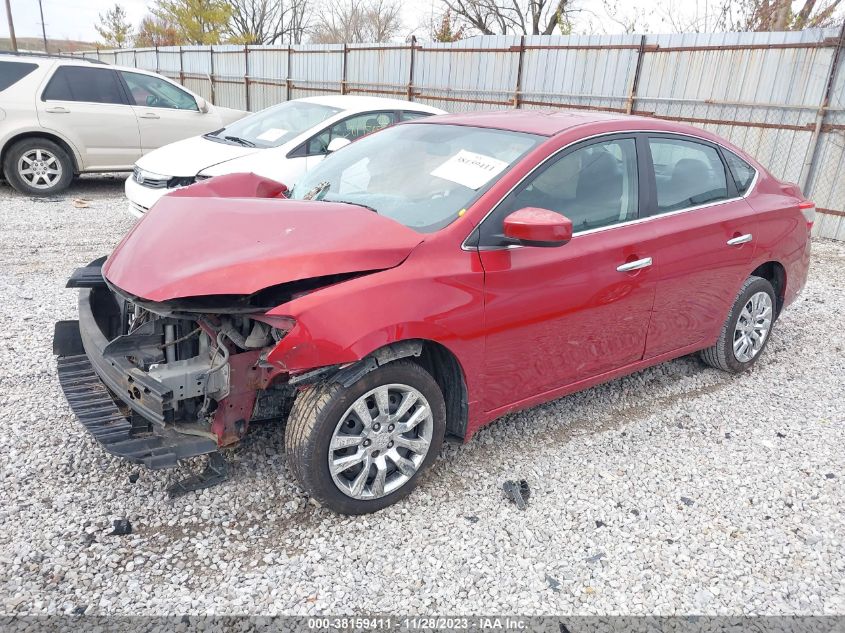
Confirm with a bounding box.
[701,275,776,373]
[3,138,73,196]
[285,360,446,514]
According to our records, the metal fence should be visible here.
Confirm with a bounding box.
[76,27,845,240]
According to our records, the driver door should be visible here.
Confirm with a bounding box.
[302,111,397,172]
[118,71,211,153]
[477,136,660,412]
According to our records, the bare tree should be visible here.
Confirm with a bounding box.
[440,0,576,35]
[310,0,403,43]
[658,0,843,32]
[599,0,650,33]
[229,0,311,44]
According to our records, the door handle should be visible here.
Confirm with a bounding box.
[616,257,652,273]
[45,106,69,113]
[138,112,160,119]
[727,233,753,246]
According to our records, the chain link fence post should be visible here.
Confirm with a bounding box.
[801,21,845,194]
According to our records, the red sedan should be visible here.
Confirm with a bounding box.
[55,111,813,514]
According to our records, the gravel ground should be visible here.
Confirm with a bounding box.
[0,176,843,617]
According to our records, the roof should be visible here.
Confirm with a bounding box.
[299,94,444,115]
[418,109,708,138]
[0,51,106,65]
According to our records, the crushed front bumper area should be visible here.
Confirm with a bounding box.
[55,341,217,469]
[54,263,219,470]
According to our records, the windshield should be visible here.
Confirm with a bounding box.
[289,123,542,232]
[211,101,341,148]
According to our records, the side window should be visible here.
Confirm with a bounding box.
[305,111,397,156]
[0,61,38,92]
[723,149,756,195]
[120,71,198,110]
[649,137,728,213]
[42,66,125,105]
[479,138,639,245]
[400,111,432,122]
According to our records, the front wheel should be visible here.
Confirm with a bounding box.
[701,275,776,373]
[285,360,446,514]
[3,138,74,196]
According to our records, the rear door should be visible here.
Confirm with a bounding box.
[37,65,141,170]
[641,134,757,358]
[118,70,212,152]
[477,135,659,411]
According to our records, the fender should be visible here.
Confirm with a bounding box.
[263,240,487,404]
[267,316,463,374]
[0,126,84,172]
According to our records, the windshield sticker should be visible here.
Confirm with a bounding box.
[430,150,509,190]
[256,127,289,142]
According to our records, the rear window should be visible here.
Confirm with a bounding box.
[723,150,756,195]
[400,111,432,122]
[0,61,38,91]
[42,66,125,105]
[649,137,729,213]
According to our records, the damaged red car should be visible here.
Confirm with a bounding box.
[54,111,812,514]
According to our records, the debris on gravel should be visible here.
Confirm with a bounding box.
[108,519,132,537]
[0,177,844,616]
[503,479,531,510]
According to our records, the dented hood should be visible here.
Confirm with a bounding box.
[103,194,424,302]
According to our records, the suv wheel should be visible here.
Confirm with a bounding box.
[701,275,776,373]
[3,138,73,196]
[285,360,446,515]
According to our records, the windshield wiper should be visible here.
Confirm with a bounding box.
[302,181,330,201]
[224,135,255,147]
[333,200,379,214]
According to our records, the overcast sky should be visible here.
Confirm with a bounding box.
[0,0,748,44]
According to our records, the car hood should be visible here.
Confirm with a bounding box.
[102,194,425,303]
[135,135,261,178]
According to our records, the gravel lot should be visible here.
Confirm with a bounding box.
[0,176,843,617]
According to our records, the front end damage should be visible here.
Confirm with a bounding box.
[54,258,295,494]
[53,173,428,494]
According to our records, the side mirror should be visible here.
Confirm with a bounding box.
[326,137,351,153]
[196,97,210,113]
[502,207,573,247]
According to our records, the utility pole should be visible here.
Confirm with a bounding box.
[37,0,47,52]
[4,0,17,51]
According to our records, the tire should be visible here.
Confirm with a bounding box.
[3,138,74,196]
[285,360,446,514]
[700,275,776,373]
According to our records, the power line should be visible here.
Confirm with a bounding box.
[37,0,47,51]
[4,0,17,51]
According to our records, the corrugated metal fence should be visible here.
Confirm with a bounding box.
[76,28,845,240]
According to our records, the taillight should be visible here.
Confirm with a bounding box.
[799,201,815,228]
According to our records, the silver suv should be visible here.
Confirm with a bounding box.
[0,53,245,196]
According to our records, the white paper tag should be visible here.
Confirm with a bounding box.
[430,150,509,190]
[256,127,288,142]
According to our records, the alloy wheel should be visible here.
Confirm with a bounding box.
[18,149,63,190]
[733,291,773,363]
[328,383,433,500]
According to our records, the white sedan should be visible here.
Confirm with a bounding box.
[126,95,445,216]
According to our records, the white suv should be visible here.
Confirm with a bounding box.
[0,53,246,196]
